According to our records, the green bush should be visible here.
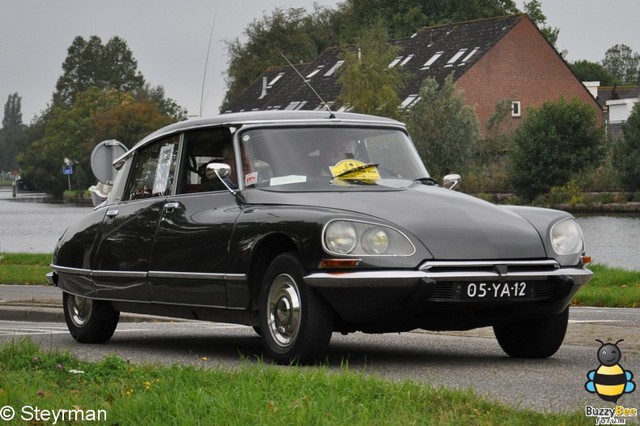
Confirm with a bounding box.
[509,98,604,201]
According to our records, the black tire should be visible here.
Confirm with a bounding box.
[63,293,119,343]
[493,307,569,358]
[259,252,333,365]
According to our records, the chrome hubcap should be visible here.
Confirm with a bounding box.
[267,274,301,348]
[68,295,93,327]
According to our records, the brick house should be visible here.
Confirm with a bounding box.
[224,15,602,133]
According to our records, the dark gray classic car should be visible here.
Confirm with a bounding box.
[49,110,593,364]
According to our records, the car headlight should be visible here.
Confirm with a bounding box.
[324,221,357,254]
[323,220,415,256]
[550,219,584,255]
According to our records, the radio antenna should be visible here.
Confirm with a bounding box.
[199,5,219,117]
[279,52,335,118]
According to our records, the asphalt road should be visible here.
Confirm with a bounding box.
[2,306,640,414]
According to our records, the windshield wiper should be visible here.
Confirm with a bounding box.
[414,177,438,186]
[333,163,379,179]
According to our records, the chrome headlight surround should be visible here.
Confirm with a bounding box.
[322,219,415,256]
[550,218,585,255]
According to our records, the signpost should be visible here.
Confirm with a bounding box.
[63,158,73,191]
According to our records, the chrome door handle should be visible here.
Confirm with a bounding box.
[164,202,180,213]
[106,210,119,218]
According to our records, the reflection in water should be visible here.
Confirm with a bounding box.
[576,215,640,271]
[1,189,638,271]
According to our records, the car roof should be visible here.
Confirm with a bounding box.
[118,110,406,165]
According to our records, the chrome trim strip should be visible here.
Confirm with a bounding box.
[91,270,148,278]
[52,265,246,282]
[305,270,429,288]
[50,265,91,276]
[419,260,560,270]
[305,266,593,288]
[148,271,246,281]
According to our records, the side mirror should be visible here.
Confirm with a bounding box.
[442,174,461,190]
[205,162,238,195]
[205,162,231,180]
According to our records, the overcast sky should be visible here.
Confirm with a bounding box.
[2,0,639,122]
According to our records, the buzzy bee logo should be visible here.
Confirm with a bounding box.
[584,339,637,425]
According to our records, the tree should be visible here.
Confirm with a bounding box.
[407,75,480,179]
[509,98,604,201]
[522,0,560,49]
[0,93,24,172]
[602,44,640,85]
[570,60,616,86]
[336,19,404,118]
[19,88,175,198]
[614,102,640,191]
[221,7,340,111]
[55,35,145,106]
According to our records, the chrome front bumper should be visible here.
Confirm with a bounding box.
[304,260,593,288]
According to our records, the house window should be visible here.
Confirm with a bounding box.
[388,56,403,68]
[323,61,344,77]
[420,51,443,70]
[511,101,522,117]
[399,94,420,109]
[445,48,468,67]
[460,47,480,65]
[399,54,415,66]
[268,73,284,87]
[306,65,324,79]
[284,101,307,110]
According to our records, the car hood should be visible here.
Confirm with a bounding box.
[244,185,548,260]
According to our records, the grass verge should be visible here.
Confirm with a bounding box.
[0,338,587,425]
[0,253,51,285]
[573,264,640,308]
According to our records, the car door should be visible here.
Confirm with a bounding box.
[148,127,242,308]
[92,135,179,301]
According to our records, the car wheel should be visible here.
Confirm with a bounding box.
[259,252,333,364]
[63,293,119,343]
[493,307,569,358]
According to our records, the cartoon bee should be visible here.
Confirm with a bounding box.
[585,339,635,403]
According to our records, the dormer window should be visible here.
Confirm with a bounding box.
[268,73,284,87]
[459,47,480,65]
[399,54,415,66]
[399,94,420,109]
[388,56,403,68]
[420,51,443,70]
[306,65,324,79]
[445,48,467,67]
[323,61,344,77]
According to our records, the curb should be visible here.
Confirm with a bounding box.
[0,304,177,323]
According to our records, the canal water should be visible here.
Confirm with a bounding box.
[0,188,638,270]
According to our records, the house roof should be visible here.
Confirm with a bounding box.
[596,86,640,109]
[224,15,525,113]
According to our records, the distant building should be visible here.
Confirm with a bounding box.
[224,15,602,135]
[591,85,640,136]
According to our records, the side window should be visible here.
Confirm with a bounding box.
[177,127,233,194]
[125,136,179,201]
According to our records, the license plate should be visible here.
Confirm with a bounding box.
[461,281,528,300]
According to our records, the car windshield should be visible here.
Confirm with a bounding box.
[239,126,430,191]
